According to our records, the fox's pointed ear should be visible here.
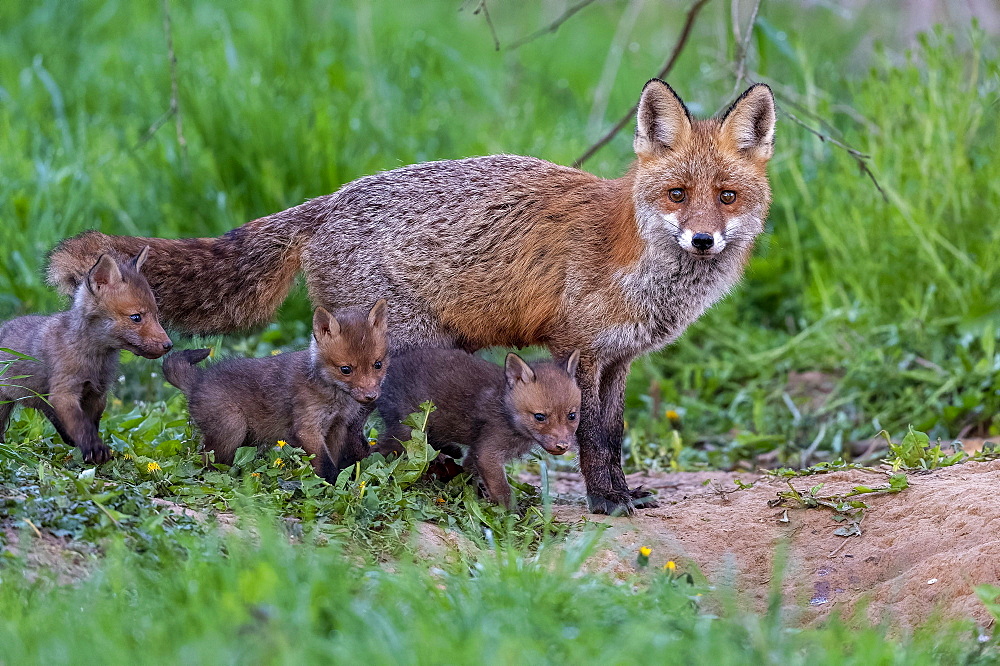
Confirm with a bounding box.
[87,254,123,291]
[505,353,536,387]
[564,350,581,377]
[720,83,776,160]
[634,79,692,158]
[312,307,341,339]
[368,299,388,332]
[131,245,150,272]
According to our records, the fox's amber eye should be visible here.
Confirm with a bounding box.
[129,314,142,323]
[533,413,546,423]
[340,366,353,375]
[373,360,383,370]
[667,188,686,203]
[567,412,577,422]
[720,190,737,205]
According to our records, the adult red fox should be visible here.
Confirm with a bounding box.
[48,80,776,514]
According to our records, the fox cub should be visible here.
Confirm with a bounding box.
[376,348,582,509]
[0,248,172,463]
[163,301,388,481]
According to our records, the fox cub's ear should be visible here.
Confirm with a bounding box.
[368,299,388,332]
[87,254,123,292]
[564,350,581,378]
[312,307,341,339]
[634,79,692,157]
[131,245,151,272]
[505,353,536,387]
[721,84,776,160]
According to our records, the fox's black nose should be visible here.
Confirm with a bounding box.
[163,341,173,351]
[691,233,714,251]
[362,393,378,403]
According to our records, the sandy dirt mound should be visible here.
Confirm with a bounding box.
[524,460,1000,629]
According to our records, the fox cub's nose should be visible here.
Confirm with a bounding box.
[691,233,714,251]
[162,341,173,352]
[552,440,570,454]
[361,392,378,404]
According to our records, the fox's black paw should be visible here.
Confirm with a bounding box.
[630,486,660,509]
[82,442,112,465]
[587,490,636,516]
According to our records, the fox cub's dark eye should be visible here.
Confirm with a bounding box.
[567,412,577,422]
[129,314,142,323]
[720,190,737,205]
[667,188,686,203]
[533,413,546,423]
[373,360,383,370]
[340,366,353,375]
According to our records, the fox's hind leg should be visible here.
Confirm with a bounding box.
[198,411,249,467]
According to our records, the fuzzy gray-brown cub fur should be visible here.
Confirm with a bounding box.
[162,301,389,481]
[0,248,172,463]
[376,348,581,509]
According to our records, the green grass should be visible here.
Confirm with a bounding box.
[2,0,1000,659]
[1,519,994,664]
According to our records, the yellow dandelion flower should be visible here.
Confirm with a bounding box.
[146,461,161,473]
[368,438,377,447]
[276,440,287,448]
[273,458,284,468]
[251,472,261,478]
[358,480,367,494]
[123,452,134,460]
[639,546,651,557]
[665,560,677,572]
[271,349,282,356]
[435,497,446,504]
[666,409,680,421]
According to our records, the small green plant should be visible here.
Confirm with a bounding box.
[881,426,969,471]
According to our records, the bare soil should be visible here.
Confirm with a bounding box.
[521,460,1000,630]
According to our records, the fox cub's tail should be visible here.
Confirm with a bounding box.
[47,200,328,335]
[162,348,212,394]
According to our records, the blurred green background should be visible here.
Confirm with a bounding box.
[1,0,998,470]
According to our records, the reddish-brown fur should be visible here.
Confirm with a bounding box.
[47,81,775,514]
[375,348,581,509]
[162,301,388,481]
[0,248,172,463]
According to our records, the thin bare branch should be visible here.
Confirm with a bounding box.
[134,0,187,158]
[163,0,187,160]
[473,0,501,51]
[730,0,762,94]
[777,106,888,202]
[573,0,713,168]
[508,0,601,50]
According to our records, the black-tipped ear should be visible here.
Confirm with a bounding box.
[634,79,692,157]
[312,307,341,339]
[564,350,581,377]
[87,254,123,291]
[131,245,150,272]
[368,299,387,331]
[504,353,536,387]
[720,83,776,159]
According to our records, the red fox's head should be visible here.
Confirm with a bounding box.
[631,80,776,258]
[78,247,173,359]
[311,299,389,404]
[503,350,582,455]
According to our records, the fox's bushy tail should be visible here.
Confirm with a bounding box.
[162,348,212,394]
[47,200,328,335]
